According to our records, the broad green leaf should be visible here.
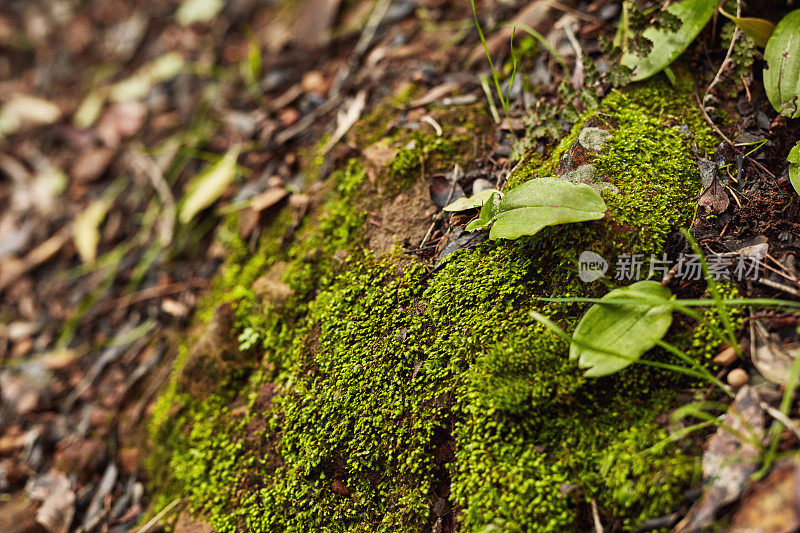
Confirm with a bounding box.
[789,142,800,196]
[570,281,673,377]
[621,0,716,81]
[443,189,502,211]
[465,192,501,231]
[488,178,606,240]
[764,9,800,117]
[179,146,240,224]
[718,8,775,47]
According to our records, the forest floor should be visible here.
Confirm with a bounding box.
[2,0,800,531]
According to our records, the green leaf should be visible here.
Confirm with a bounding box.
[465,192,501,231]
[718,8,775,47]
[570,280,673,377]
[443,189,502,211]
[179,145,240,224]
[764,9,800,118]
[488,178,606,240]
[789,142,800,196]
[621,0,716,81]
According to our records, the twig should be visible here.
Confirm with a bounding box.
[419,165,460,248]
[693,87,777,181]
[100,277,209,312]
[127,147,176,246]
[590,498,603,533]
[134,498,183,533]
[760,401,800,442]
[757,277,800,298]
[703,0,741,106]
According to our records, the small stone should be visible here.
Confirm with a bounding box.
[727,368,750,388]
[713,346,738,366]
[278,107,300,127]
[301,71,328,95]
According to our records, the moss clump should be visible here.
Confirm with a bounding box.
[148,77,718,531]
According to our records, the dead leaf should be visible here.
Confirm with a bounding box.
[0,226,71,292]
[409,82,459,108]
[179,145,240,224]
[251,187,288,212]
[729,457,800,533]
[697,158,729,214]
[70,146,115,183]
[73,197,113,263]
[676,386,766,531]
[750,319,799,385]
[26,470,75,533]
[322,90,367,153]
[0,95,61,136]
[289,0,343,49]
[176,0,224,25]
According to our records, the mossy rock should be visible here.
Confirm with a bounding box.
[147,78,720,532]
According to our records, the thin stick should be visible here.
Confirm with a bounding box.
[134,498,183,533]
[703,1,741,106]
[693,87,777,181]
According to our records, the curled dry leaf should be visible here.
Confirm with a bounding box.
[676,386,765,532]
[443,189,501,212]
[750,319,799,385]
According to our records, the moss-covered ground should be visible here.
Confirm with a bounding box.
[147,76,724,531]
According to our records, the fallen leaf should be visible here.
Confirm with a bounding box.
[70,146,115,182]
[429,176,465,208]
[26,470,75,533]
[179,145,240,224]
[443,188,501,212]
[73,196,113,263]
[322,90,367,153]
[0,95,62,136]
[176,0,224,25]
[676,386,766,532]
[729,457,800,532]
[750,319,799,385]
[251,187,288,212]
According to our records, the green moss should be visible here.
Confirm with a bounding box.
[148,78,720,531]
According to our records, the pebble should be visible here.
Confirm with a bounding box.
[713,345,738,366]
[727,368,750,388]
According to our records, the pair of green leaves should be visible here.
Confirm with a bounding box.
[445,178,607,240]
[570,281,673,377]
